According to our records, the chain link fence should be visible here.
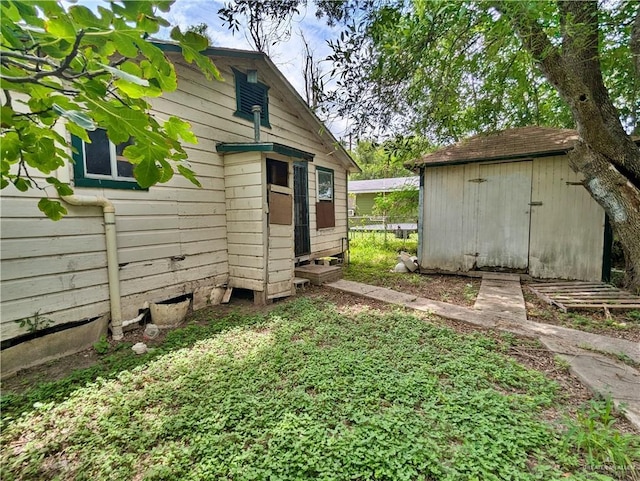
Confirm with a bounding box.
[348,216,418,240]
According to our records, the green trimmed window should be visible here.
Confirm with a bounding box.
[71,130,144,190]
[232,68,270,128]
[316,166,335,228]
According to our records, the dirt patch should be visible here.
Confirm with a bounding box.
[347,272,481,307]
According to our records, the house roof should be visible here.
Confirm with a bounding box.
[407,126,579,169]
[156,42,360,173]
[349,176,419,194]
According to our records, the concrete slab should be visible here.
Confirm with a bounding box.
[326,278,640,430]
[482,272,522,281]
[543,338,640,429]
[522,319,640,364]
[474,278,527,320]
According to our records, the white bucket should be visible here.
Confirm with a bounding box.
[150,298,190,329]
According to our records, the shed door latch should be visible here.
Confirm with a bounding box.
[529,201,543,206]
[468,178,487,183]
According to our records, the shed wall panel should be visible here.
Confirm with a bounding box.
[420,165,466,271]
[529,156,604,280]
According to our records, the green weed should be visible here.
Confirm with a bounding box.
[2,298,634,480]
[562,397,640,477]
[14,310,54,333]
[463,282,478,302]
[93,335,110,355]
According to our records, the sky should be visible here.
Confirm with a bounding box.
[158,0,350,138]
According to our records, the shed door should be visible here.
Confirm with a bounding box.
[475,161,532,269]
[293,162,310,257]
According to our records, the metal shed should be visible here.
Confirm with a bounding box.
[408,127,608,281]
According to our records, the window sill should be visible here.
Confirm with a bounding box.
[74,177,147,190]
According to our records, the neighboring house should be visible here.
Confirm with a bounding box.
[0,44,359,377]
[348,176,419,216]
[407,126,608,281]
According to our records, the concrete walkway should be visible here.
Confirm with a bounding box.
[327,274,640,429]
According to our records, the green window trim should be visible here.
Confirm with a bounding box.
[316,166,334,202]
[71,134,146,190]
[232,67,271,128]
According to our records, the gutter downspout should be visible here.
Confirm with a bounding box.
[57,166,124,340]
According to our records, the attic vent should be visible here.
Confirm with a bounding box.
[233,68,270,128]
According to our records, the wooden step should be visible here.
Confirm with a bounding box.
[294,264,343,286]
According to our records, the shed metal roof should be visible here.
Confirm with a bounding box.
[348,176,419,194]
[407,127,579,169]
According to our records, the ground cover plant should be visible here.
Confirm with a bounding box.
[345,232,480,306]
[2,298,638,480]
[0,310,264,425]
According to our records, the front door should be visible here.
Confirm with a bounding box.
[293,162,310,257]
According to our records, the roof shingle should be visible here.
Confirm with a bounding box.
[409,126,579,168]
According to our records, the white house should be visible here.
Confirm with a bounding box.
[0,44,359,377]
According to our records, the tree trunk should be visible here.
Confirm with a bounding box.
[568,142,640,293]
[501,0,640,292]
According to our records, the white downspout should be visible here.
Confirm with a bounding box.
[57,166,124,340]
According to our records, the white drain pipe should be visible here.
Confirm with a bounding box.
[57,165,124,340]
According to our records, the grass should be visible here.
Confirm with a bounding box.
[345,232,419,285]
[2,298,639,480]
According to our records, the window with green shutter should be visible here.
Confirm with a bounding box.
[232,68,270,128]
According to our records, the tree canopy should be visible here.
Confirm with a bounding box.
[349,136,428,180]
[0,0,219,219]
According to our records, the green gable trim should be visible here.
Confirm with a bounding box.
[71,135,146,191]
[217,142,315,161]
[155,42,265,61]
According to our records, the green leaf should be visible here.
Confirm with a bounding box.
[100,64,149,86]
[1,131,21,162]
[53,104,96,131]
[165,117,198,144]
[66,122,91,143]
[44,16,76,41]
[38,198,68,221]
[46,177,74,196]
[13,177,31,192]
[107,29,140,58]
[158,159,174,183]
[134,158,161,188]
[68,4,108,29]
[177,164,201,187]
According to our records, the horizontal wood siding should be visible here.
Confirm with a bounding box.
[529,156,604,280]
[179,57,351,261]
[268,221,293,298]
[1,61,232,339]
[224,151,266,291]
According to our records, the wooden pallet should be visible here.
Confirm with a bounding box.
[528,281,640,312]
